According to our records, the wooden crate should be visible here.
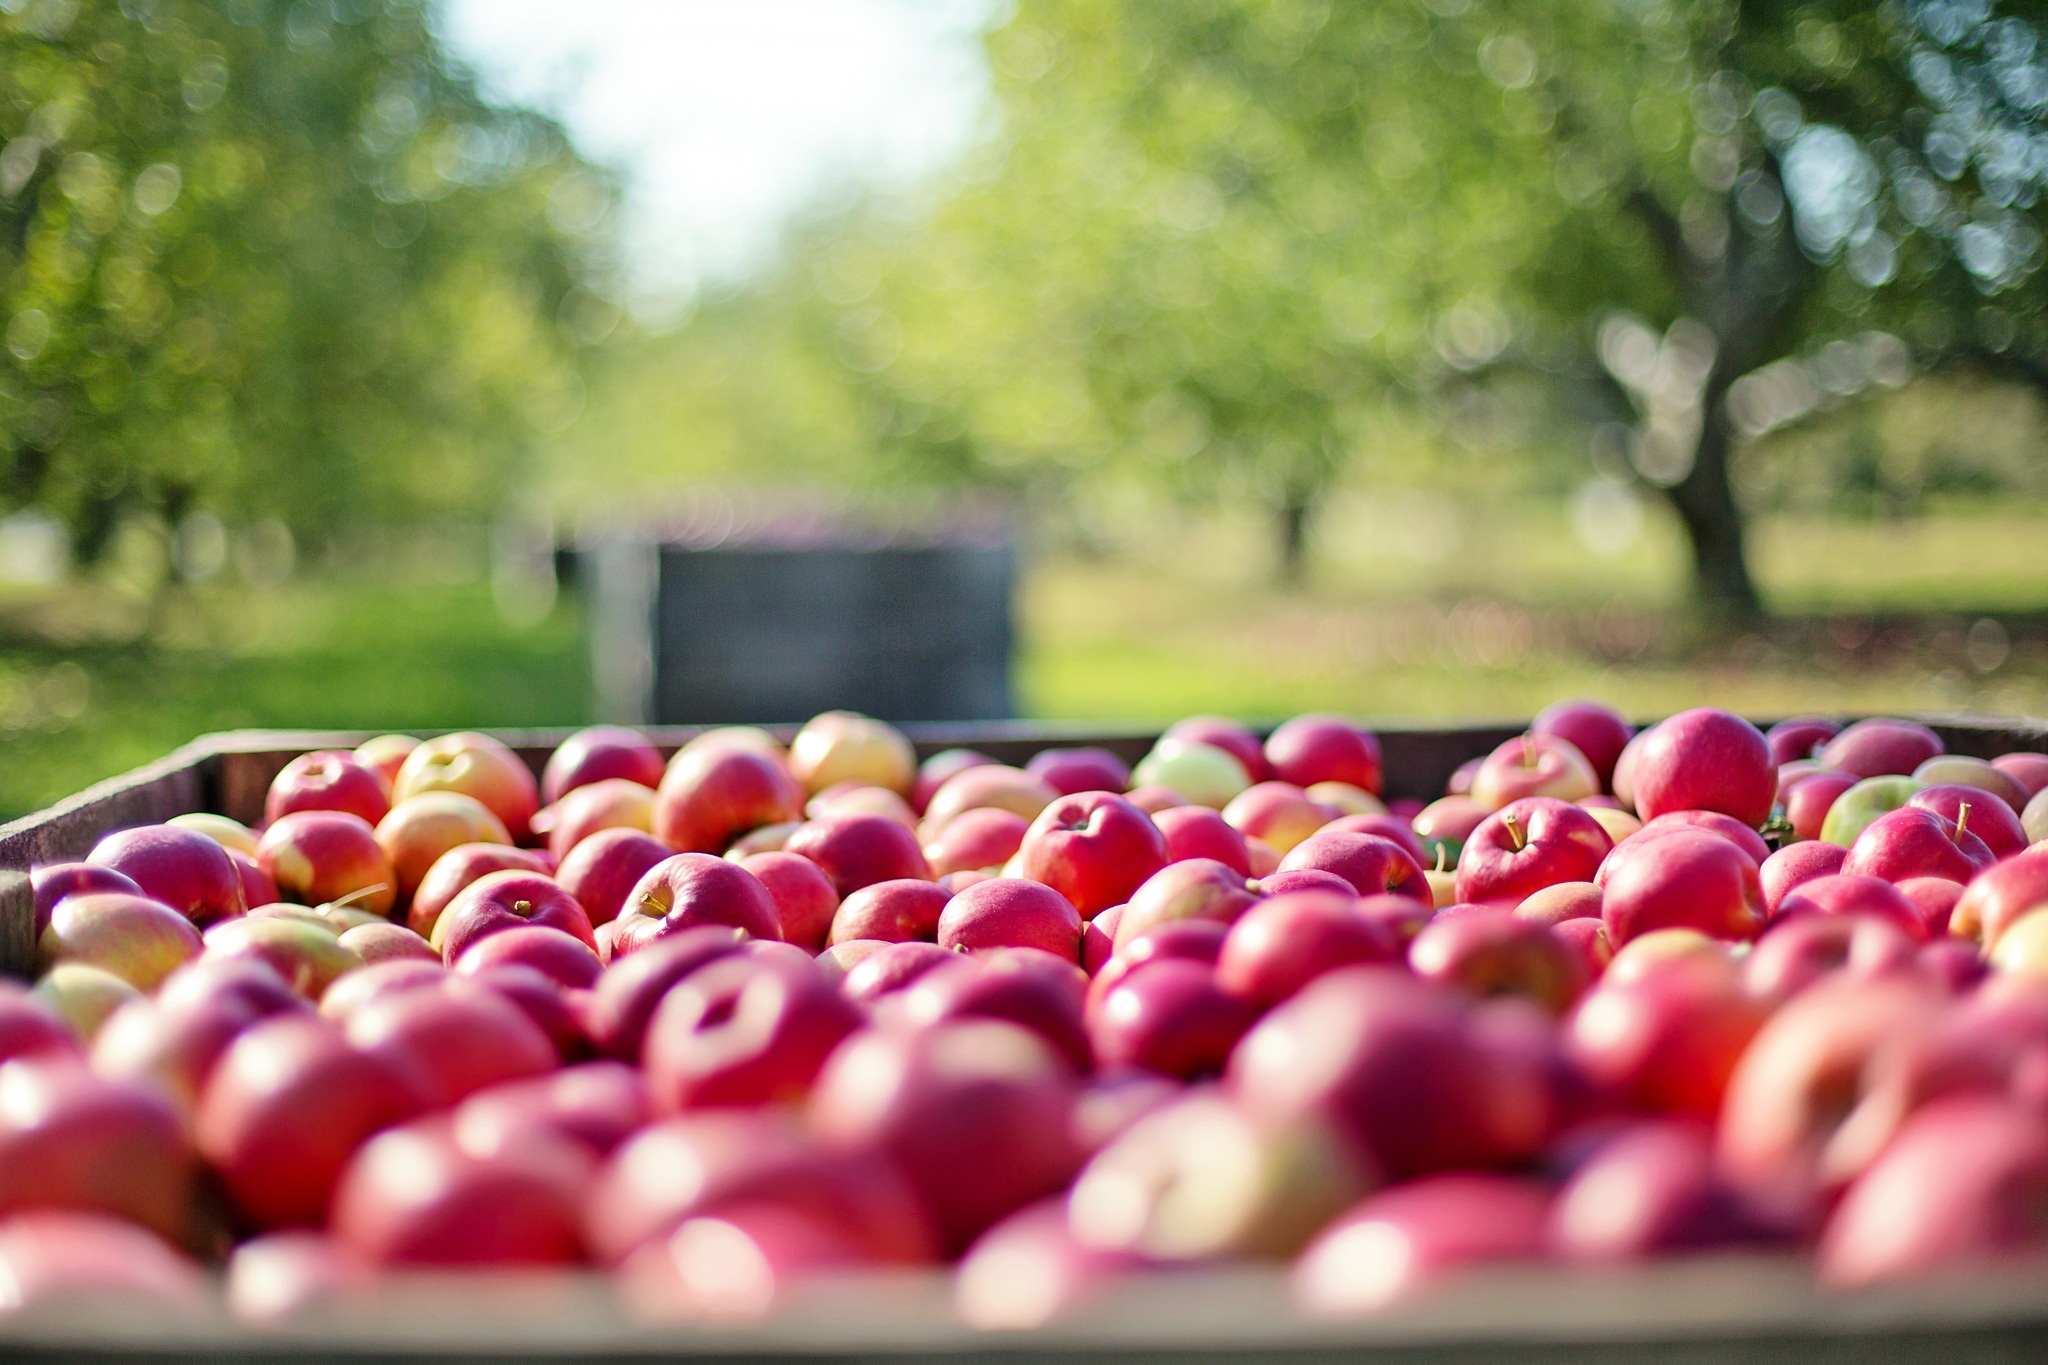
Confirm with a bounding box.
[3,715,2047,1361]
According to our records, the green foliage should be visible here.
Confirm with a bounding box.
[0,0,609,555]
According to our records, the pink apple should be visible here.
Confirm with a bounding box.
[584,926,751,1062]
[1277,831,1429,903]
[828,877,952,945]
[543,725,665,805]
[87,825,245,928]
[544,778,655,860]
[1908,783,2026,859]
[1221,783,1338,855]
[1018,792,1168,919]
[1412,795,1492,860]
[1216,890,1399,1005]
[1150,805,1252,875]
[554,828,671,930]
[374,793,511,902]
[1628,708,1775,827]
[1320,813,1429,866]
[1514,880,1602,926]
[257,811,395,919]
[1470,733,1599,810]
[317,960,446,1024]
[227,850,278,911]
[1549,1120,1769,1261]
[938,877,1082,960]
[1897,876,1965,937]
[1912,755,2029,813]
[1952,846,2048,947]
[1994,751,2048,798]
[784,813,930,896]
[1294,1173,1551,1315]
[1598,828,1765,946]
[1115,858,1259,950]
[1263,714,1380,794]
[1025,747,1131,796]
[393,732,540,840]
[1564,954,1768,1119]
[1087,919,1228,1012]
[30,863,143,939]
[1784,770,1859,842]
[1820,718,1945,780]
[654,744,803,855]
[1765,718,1841,766]
[955,1197,1142,1329]
[37,892,201,992]
[734,851,838,952]
[337,922,438,967]
[354,735,418,789]
[921,806,1030,877]
[607,854,781,959]
[1408,910,1589,1013]
[433,869,596,963]
[912,748,997,815]
[1532,700,1633,789]
[1773,874,1927,942]
[0,1057,194,1241]
[0,981,81,1065]
[0,1210,208,1315]
[1742,914,1918,1004]
[453,924,603,987]
[1758,841,1846,916]
[884,951,1090,1072]
[266,751,391,829]
[1634,810,1769,864]
[1841,805,1993,885]
[1455,797,1612,907]
[840,940,961,1003]
[344,980,557,1108]
[643,954,863,1110]
[454,1060,650,1159]
[1086,958,1258,1079]
[202,916,362,1000]
[407,843,550,940]
[919,765,1060,839]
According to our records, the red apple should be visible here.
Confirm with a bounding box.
[1277,831,1429,903]
[643,954,863,1110]
[0,981,81,1065]
[784,813,930,896]
[912,748,996,815]
[393,731,540,840]
[1742,913,1918,1004]
[454,1060,650,1158]
[543,725,665,805]
[1784,770,1858,842]
[407,843,551,940]
[354,735,419,789]
[1115,858,1259,950]
[1026,747,1132,796]
[1952,846,2048,947]
[1774,873,1928,941]
[266,751,390,829]
[453,924,603,988]
[37,892,201,992]
[1470,733,1599,810]
[432,869,595,963]
[584,926,751,1062]
[1017,792,1168,919]
[1455,797,1612,907]
[1994,751,2048,798]
[842,940,960,1003]
[1908,783,2026,859]
[1634,810,1769,864]
[554,828,671,930]
[1597,828,1765,946]
[938,877,1082,960]
[344,980,556,1108]
[1820,718,1945,780]
[1263,714,1380,794]
[1629,708,1775,827]
[87,824,245,928]
[1221,783,1338,856]
[0,1211,206,1315]
[1514,881,1602,926]
[1565,954,1768,1118]
[733,851,838,952]
[1150,805,1252,875]
[1897,876,1965,937]
[0,1058,193,1241]
[654,744,803,855]
[921,806,1029,877]
[1412,796,1493,855]
[30,863,143,939]
[226,850,277,912]
[374,793,511,902]
[202,916,362,1000]
[955,1197,1143,1330]
[1533,700,1633,789]
[1294,1173,1551,1316]
[317,959,446,1024]
[886,952,1091,1073]
[257,811,395,919]
[1841,805,1993,885]
[1164,716,1270,783]
[1088,919,1228,1011]
[1087,957,1258,1079]
[605,854,781,962]
[1216,890,1400,1005]
[827,878,952,945]
[1320,814,1429,867]
[544,778,655,860]
[788,711,915,797]
[1765,718,1841,766]
[1758,841,1847,916]
[1408,910,1589,1014]
[1549,1119,1771,1261]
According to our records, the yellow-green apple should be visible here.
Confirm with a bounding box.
[30,964,141,1042]
[912,748,996,815]
[30,863,142,938]
[1469,734,1598,811]
[1628,708,1774,826]
[166,812,259,858]
[1293,1172,1548,1315]
[828,878,952,945]
[642,954,862,1111]
[1912,755,2028,813]
[1165,716,1271,783]
[353,735,419,791]
[0,1057,194,1241]
[605,854,781,960]
[1765,717,1840,765]
[1515,880,1602,926]
[1758,841,1847,915]
[431,869,595,963]
[1454,797,1612,908]
[1786,771,1860,842]
[1408,910,1589,1013]
[374,792,511,902]
[542,725,664,805]
[1026,747,1131,796]
[1215,890,1400,1005]
[735,851,838,951]
[266,751,390,829]
[1774,873,1927,941]
[1742,913,1917,1005]
[654,744,802,855]
[555,829,671,930]
[1820,718,1945,779]
[1113,859,1258,951]
[1995,751,2048,798]
[1532,699,1633,790]
[938,878,1082,960]
[1130,739,1250,810]
[1597,828,1764,946]
[38,893,201,992]
[544,778,655,861]
[408,843,551,940]
[1306,781,1386,816]
[1841,806,1993,884]
[393,732,540,841]
[87,825,246,928]
[257,811,395,919]
[922,806,1030,878]
[788,711,915,797]
[1018,792,1168,919]
[919,765,1059,841]
[203,916,363,999]
[337,922,439,967]
[1909,783,2025,858]
[1564,953,1767,1118]
[783,813,930,898]
[1633,810,1768,864]
[1222,782,1338,855]
[1276,831,1429,903]
[1264,713,1382,795]
[1149,806,1250,875]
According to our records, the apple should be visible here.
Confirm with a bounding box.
[722,821,801,857]
[393,732,540,840]
[1296,1176,1553,1317]
[1564,953,1768,1119]
[92,959,307,1121]
[1216,890,1400,1005]
[1320,813,1430,866]
[1549,1119,1771,1261]
[1633,810,1769,865]
[31,965,143,1042]
[354,734,420,790]
[196,1013,428,1227]
[336,922,438,967]
[453,924,603,988]
[1088,919,1228,1008]
[1515,881,1602,926]
[1412,796,1492,864]
[1115,859,1259,951]
[1408,910,1589,1014]
[1840,806,1994,885]
[1277,831,1429,903]
[809,1020,1085,1254]
[1898,876,1966,938]
[806,783,919,829]
[1995,751,2048,798]
[1602,928,1737,987]
[828,877,952,945]
[1447,756,1485,799]
[787,711,916,797]
[922,806,1030,877]
[1121,784,1190,815]
[453,1060,650,1159]
[1765,718,1840,766]
[256,811,396,919]
[1072,1094,1368,1265]
[1784,771,1859,843]
[1026,747,1132,796]
[1820,718,1945,780]
[1455,797,1612,908]
[605,855,780,959]
[1131,739,1252,810]
[1912,755,2028,813]
[203,916,362,1000]
[1264,713,1381,795]
[0,981,81,1065]
[1628,708,1775,827]
[344,980,557,1108]
[224,1231,370,1324]
[0,1210,209,1315]
[955,1198,1142,1331]
[0,1057,193,1241]
[1086,958,1259,1079]
[555,828,671,930]
[1222,782,1338,855]
[542,725,665,805]
[912,748,997,815]
[676,725,787,766]
[166,811,260,857]
[1149,805,1252,875]
[87,824,245,928]
[1758,841,1847,916]
[1742,914,1918,1005]
[584,926,751,1062]
[1909,783,2026,858]
[654,744,803,855]
[2028,786,2048,844]
[642,955,863,1111]
[841,940,963,1003]
[938,877,1083,960]
[431,869,596,963]
[373,792,511,902]
[1307,782,1387,816]
[1165,716,1271,784]
[886,952,1091,1073]
[1470,733,1599,810]
[1584,806,1644,845]
[331,1114,586,1265]
[223,850,276,912]
[1598,828,1764,946]
[1988,906,2048,980]
[1531,700,1632,789]
[37,892,201,992]
[544,778,655,861]
[732,851,838,952]
[919,765,1060,840]
[29,863,143,938]
[1819,1095,2048,1287]
[784,813,930,896]
[1018,792,1168,919]
[265,750,391,829]
[407,843,551,940]
[1773,873,1927,942]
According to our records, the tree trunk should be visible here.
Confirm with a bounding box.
[1664,394,1761,618]
[1275,490,1311,587]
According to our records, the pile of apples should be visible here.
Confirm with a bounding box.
[7,703,2048,1327]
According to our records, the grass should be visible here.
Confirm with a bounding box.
[0,500,2042,822]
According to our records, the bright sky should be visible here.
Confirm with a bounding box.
[435,0,998,322]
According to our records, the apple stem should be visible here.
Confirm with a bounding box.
[1503,811,1526,852]
[1955,802,1971,842]
[326,883,390,911]
[1435,845,1448,874]
[1520,735,1536,770]
[512,900,533,916]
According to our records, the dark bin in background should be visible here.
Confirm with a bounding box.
[569,497,1015,725]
